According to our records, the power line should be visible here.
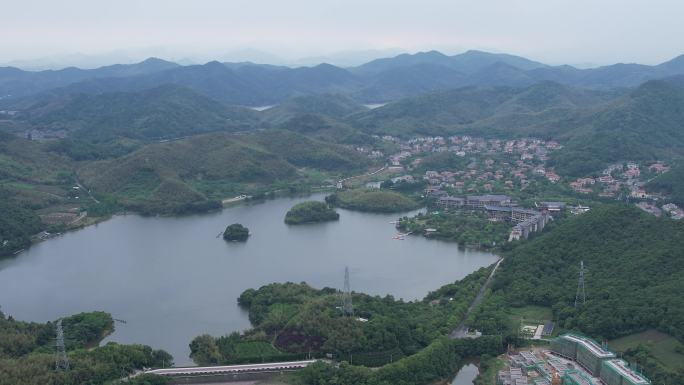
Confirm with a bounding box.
[575,260,586,308]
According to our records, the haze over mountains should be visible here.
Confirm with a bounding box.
[3,50,684,104]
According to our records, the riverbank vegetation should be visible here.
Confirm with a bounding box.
[223,223,250,241]
[0,194,43,257]
[0,309,172,385]
[398,212,510,248]
[284,201,339,224]
[189,266,494,366]
[325,189,420,213]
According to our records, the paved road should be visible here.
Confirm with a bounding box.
[145,360,317,377]
[337,166,387,187]
[75,179,100,204]
[449,257,504,339]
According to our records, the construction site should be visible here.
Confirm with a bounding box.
[498,334,650,385]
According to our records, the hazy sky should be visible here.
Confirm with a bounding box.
[2,0,684,67]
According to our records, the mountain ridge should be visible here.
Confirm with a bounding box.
[5,50,684,105]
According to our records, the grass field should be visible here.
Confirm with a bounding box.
[507,306,553,324]
[609,330,684,370]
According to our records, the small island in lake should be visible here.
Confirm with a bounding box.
[285,201,340,224]
[223,223,250,241]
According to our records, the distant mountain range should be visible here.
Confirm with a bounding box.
[3,50,684,104]
[3,50,684,178]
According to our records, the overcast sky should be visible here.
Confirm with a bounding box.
[2,0,683,68]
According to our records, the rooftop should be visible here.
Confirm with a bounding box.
[605,360,650,385]
[540,201,566,208]
[562,334,615,358]
[484,205,512,212]
[467,194,511,201]
[438,196,464,202]
[566,370,594,385]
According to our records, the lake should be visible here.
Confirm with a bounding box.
[0,194,498,365]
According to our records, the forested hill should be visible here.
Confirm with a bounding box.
[349,82,622,136]
[262,93,368,124]
[15,84,260,141]
[485,204,684,342]
[0,310,171,384]
[77,130,371,215]
[551,76,684,176]
[350,50,546,76]
[0,57,179,98]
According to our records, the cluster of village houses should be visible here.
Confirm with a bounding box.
[635,201,684,219]
[359,135,563,193]
[569,161,683,219]
[356,135,683,222]
[569,161,665,198]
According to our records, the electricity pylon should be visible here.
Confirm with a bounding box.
[342,266,353,316]
[55,319,70,371]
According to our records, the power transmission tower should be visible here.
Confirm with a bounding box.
[342,266,353,317]
[574,261,586,308]
[55,319,70,371]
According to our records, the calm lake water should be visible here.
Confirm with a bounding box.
[0,194,497,365]
[452,364,479,385]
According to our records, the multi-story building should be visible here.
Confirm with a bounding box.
[437,196,465,209]
[550,334,615,376]
[466,194,512,209]
[537,202,566,214]
[600,359,650,385]
[562,370,595,385]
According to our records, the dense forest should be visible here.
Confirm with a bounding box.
[25,85,260,145]
[468,204,684,384]
[0,310,171,385]
[291,336,503,385]
[492,205,683,340]
[0,193,43,256]
[190,267,492,366]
